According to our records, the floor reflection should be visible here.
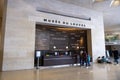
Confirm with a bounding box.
[0,64,120,80]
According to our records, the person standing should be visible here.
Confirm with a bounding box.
[112,48,119,64]
[79,50,83,66]
[87,53,91,66]
[81,50,88,67]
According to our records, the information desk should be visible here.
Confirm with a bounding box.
[43,55,77,66]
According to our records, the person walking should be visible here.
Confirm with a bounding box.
[112,48,119,64]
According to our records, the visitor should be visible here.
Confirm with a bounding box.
[112,48,119,64]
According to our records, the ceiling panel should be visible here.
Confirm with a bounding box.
[56,0,120,31]
[2,0,120,31]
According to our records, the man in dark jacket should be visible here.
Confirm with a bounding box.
[112,48,119,64]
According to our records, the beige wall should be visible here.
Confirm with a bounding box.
[87,29,92,58]
[0,17,2,71]
[2,0,105,71]
[2,0,36,71]
[0,0,7,71]
[0,0,3,71]
[31,0,105,61]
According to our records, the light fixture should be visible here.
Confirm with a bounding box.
[57,27,79,31]
[77,46,79,49]
[93,0,120,7]
[53,46,56,49]
[66,46,68,49]
[37,8,91,21]
[110,0,120,7]
[93,0,106,2]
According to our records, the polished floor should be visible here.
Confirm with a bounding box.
[0,63,120,80]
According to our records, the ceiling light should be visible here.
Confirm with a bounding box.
[110,0,120,7]
[53,46,56,49]
[93,0,106,2]
[66,46,68,49]
[57,28,79,31]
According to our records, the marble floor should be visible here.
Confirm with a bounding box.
[0,63,120,80]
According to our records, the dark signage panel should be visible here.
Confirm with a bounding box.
[35,25,87,51]
[34,25,87,66]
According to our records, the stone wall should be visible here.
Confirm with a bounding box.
[0,0,7,71]
[0,17,2,71]
[2,0,36,71]
[2,0,105,71]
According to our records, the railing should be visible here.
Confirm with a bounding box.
[105,40,120,45]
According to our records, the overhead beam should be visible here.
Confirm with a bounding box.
[36,9,91,21]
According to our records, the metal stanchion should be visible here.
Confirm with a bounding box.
[36,51,41,69]
[36,57,40,69]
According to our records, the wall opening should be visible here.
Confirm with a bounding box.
[34,24,92,67]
